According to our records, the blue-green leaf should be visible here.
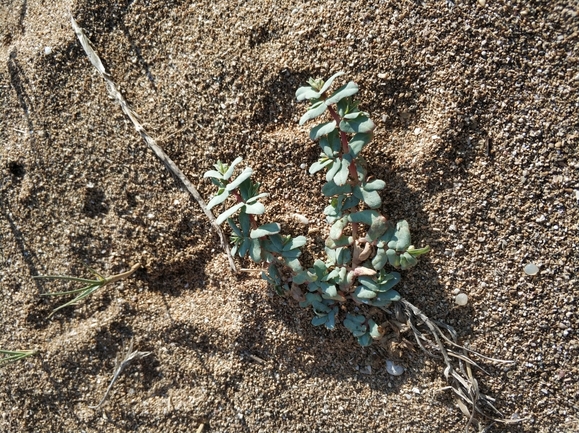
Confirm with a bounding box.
[319,71,345,94]
[296,86,321,101]
[227,218,243,238]
[207,190,229,210]
[239,237,251,257]
[358,276,379,291]
[353,186,382,209]
[309,158,333,174]
[325,81,359,105]
[250,223,281,239]
[223,156,243,180]
[376,272,401,292]
[245,192,269,204]
[372,248,388,271]
[299,101,328,125]
[364,179,386,192]
[283,236,307,251]
[348,133,372,157]
[244,202,265,215]
[203,169,224,180]
[322,180,352,197]
[333,154,351,186]
[310,121,337,140]
[339,115,375,134]
[329,216,349,240]
[215,202,245,225]
[387,220,412,251]
[354,286,377,299]
[357,333,372,346]
[250,239,262,262]
[368,319,382,339]
[226,167,253,191]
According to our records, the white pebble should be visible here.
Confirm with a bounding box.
[455,293,468,306]
[524,263,539,276]
[451,288,460,295]
[44,46,52,55]
[386,360,405,376]
[414,127,422,135]
[292,213,309,224]
[300,163,307,170]
[147,213,155,219]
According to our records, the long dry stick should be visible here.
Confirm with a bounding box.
[70,14,237,272]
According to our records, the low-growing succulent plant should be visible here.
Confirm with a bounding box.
[204,72,429,346]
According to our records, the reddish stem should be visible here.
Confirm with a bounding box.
[327,105,359,182]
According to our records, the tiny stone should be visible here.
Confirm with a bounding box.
[524,263,539,276]
[300,163,307,169]
[451,288,460,295]
[449,224,457,231]
[44,46,52,55]
[386,360,404,376]
[377,73,387,79]
[414,127,422,135]
[455,293,468,306]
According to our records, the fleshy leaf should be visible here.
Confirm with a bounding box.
[299,101,328,125]
[250,223,281,239]
[339,115,375,134]
[207,190,229,210]
[283,236,307,251]
[250,238,262,262]
[325,81,359,105]
[215,202,245,225]
[357,333,372,347]
[354,286,378,299]
[223,156,244,180]
[296,86,322,101]
[387,220,412,251]
[348,133,372,157]
[203,169,224,179]
[329,217,349,240]
[318,71,345,94]
[310,121,337,140]
[322,180,352,197]
[333,154,351,186]
[364,179,386,191]
[226,167,253,191]
[309,158,333,174]
[244,201,265,215]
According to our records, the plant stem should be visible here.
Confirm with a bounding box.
[327,105,359,182]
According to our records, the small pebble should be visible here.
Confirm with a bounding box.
[386,360,405,376]
[455,293,468,306]
[44,46,52,55]
[451,288,460,295]
[300,163,307,169]
[524,263,539,276]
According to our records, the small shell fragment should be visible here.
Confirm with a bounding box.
[386,360,405,376]
[455,293,468,306]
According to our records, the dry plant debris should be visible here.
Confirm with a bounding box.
[0,0,577,432]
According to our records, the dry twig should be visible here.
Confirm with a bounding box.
[69,14,237,273]
[89,339,151,409]
[382,298,527,430]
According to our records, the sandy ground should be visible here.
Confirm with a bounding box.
[1,0,578,432]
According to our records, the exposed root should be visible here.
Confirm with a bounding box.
[380,298,526,430]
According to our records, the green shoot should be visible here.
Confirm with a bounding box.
[0,349,38,367]
[35,263,141,317]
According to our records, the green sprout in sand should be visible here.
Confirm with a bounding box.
[35,264,141,317]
